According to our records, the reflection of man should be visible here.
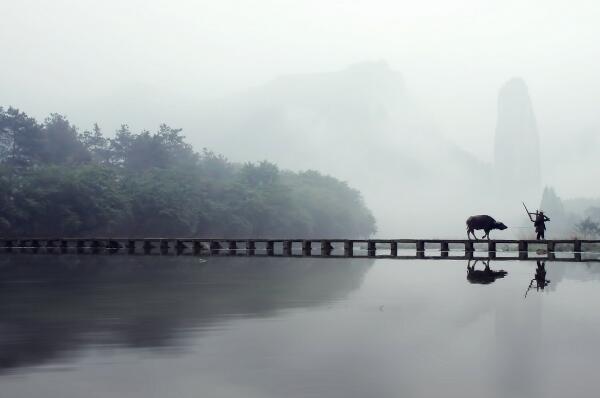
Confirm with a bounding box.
[525,261,551,297]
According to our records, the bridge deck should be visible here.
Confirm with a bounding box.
[1,238,599,261]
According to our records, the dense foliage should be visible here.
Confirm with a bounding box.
[0,106,376,237]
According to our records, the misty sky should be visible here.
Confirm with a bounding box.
[2,0,599,198]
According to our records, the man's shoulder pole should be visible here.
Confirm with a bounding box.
[523,202,534,222]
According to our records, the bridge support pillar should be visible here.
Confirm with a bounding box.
[546,241,555,260]
[574,240,582,261]
[160,239,169,254]
[283,241,292,256]
[3,239,13,252]
[210,241,222,255]
[440,241,449,258]
[108,240,121,251]
[465,241,474,259]
[344,240,353,257]
[228,241,237,255]
[192,241,202,255]
[143,240,154,254]
[488,241,496,259]
[266,241,274,256]
[175,240,187,254]
[31,240,40,253]
[246,240,256,255]
[302,241,312,256]
[91,240,102,254]
[416,240,425,259]
[367,241,376,257]
[127,240,136,253]
[518,241,528,260]
[321,240,333,256]
[390,241,398,257]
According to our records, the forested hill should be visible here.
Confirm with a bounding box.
[0,107,376,238]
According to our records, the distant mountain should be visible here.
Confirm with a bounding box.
[190,62,492,236]
[48,64,556,236]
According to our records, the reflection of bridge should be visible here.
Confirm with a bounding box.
[2,238,600,261]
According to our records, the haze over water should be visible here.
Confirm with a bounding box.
[2,255,600,398]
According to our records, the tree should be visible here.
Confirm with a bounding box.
[576,217,600,239]
[42,113,91,165]
[108,124,134,166]
[80,123,111,164]
[0,105,377,238]
[0,107,44,167]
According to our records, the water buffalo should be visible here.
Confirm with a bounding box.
[466,215,507,240]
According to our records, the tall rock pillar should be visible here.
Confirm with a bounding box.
[494,78,541,202]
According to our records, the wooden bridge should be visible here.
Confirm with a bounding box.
[1,238,600,261]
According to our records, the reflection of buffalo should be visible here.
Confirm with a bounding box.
[466,215,507,240]
[466,259,507,285]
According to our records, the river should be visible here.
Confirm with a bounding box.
[1,254,600,398]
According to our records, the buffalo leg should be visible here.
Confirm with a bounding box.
[468,229,477,240]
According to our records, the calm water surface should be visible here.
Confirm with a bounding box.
[1,254,600,398]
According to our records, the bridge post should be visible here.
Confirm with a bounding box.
[266,241,274,256]
[91,240,102,254]
[60,240,68,253]
[44,240,56,253]
[3,239,13,252]
[344,240,353,257]
[302,240,312,256]
[547,241,555,260]
[160,239,170,254]
[574,240,582,261]
[43,242,55,253]
[31,239,40,253]
[143,240,154,254]
[246,240,256,256]
[210,241,222,255]
[77,240,86,253]
[390,241,398,257]
[440,241,449,258]
[283,240,292,256]
[465,241,474,259]
[367,241,376,257]
[107,240,121,251]
[228,241,237,255]
[416,240,425,258]
[175,240,187,254]
[488,241,496,259]
[192,240,202,255]
[321,240,333,256]
[18,239,28,252]
[518,241,528,260]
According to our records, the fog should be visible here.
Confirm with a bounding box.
[2,0,600,237]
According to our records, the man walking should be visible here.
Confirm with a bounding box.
[530,210,550,240]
